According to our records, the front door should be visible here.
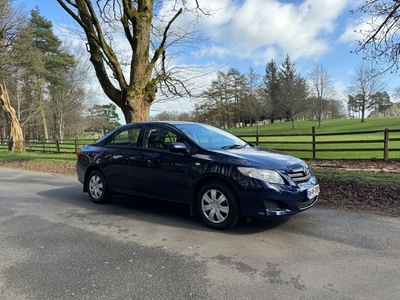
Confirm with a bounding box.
[134,125,192,203]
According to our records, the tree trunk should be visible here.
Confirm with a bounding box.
[121,92,152,123]
[361,106,366,122]
[0,81,24,151]
[41,107,49,139]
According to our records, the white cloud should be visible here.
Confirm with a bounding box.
[177,0,352,63]
[338,14,384,45]
[149,0,358,115]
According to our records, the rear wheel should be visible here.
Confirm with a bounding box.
[87,170,112,204]
[197,181,241,230]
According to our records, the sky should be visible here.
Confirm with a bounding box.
[15,0,400,121]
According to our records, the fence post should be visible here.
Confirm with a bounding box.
[312,127,316,159]
[56,140,60,154]
[256,130,259,146]
[384,128,389,161]
[75,137,79,153]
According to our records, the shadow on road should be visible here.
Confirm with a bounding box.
[38,184,294,234]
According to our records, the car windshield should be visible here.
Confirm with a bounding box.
[175,123,249,150]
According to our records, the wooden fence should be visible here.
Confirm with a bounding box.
[1,127,400,160]
[0,137,98,154]
[238,127,400,160]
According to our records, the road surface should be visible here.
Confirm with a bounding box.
[0,167,399,299]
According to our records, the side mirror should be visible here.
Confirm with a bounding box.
[168,142,188,153]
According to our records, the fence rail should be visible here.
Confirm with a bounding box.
[1,127,400,160]
[0,138,98,154]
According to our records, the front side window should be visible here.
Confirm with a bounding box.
[143,127,179,150]
[107,127,141,147]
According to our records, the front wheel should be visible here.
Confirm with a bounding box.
[197,181,241,230]
[87,170,112,204]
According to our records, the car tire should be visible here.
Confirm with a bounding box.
[87,170,112,204]
[197,181,241,230]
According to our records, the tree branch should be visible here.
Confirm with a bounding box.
[151,8,182,66]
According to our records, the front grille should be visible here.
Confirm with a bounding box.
[288,169,311,183]
[298,196,317,210]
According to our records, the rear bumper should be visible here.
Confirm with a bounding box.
[76,162,85,185]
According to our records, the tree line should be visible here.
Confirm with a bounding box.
[152,56,400,128]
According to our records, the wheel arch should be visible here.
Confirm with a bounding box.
[189,175,240,217]
[83,165,104,192]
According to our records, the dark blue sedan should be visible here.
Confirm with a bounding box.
[76,121,319,230]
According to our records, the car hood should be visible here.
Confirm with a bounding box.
[211,147,307,171]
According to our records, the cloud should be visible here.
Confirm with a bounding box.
[338,14,384,46]
[176,0,352,64]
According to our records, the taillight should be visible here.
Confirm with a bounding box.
[76,151,82,158]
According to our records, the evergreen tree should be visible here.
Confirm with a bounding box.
[278,54,307,129]
[227,68,247,128]
[86,104,121,135]
[11,8,74,139]
[263,60,281,123]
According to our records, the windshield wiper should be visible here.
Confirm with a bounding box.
[221,144,246,150]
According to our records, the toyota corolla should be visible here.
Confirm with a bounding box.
[76,121,319,230]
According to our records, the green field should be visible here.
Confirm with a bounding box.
[229,116,400,159]
[228,116,400,135]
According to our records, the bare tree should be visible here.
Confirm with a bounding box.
[308,63,336,128]
[0,0,26,73]
[48,44,92,140]
[0,81,23,150]
[243,68,271,131]
[151,110,190,121]
[56,0,210,123]
[0,0,26,149]
[202,71,235,128]
[352,1,400,74]
[242,86,271,134]
[347,63,387,122]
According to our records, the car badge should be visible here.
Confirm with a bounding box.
[302,163,310,176]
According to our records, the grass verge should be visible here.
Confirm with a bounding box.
[313,168,400,186]
[0,149,76,163]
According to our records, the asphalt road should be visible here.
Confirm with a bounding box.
[0,167,399,300]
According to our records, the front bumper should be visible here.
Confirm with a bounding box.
[236,181,319,219]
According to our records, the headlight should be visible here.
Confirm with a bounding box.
[237,167,285,184]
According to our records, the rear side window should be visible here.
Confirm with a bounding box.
[107,127,141,147]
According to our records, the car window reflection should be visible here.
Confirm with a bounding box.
[107,127,140,147]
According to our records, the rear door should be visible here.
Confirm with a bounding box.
[100,125,141,194]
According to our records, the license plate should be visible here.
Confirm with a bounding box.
[307,185,320,199]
